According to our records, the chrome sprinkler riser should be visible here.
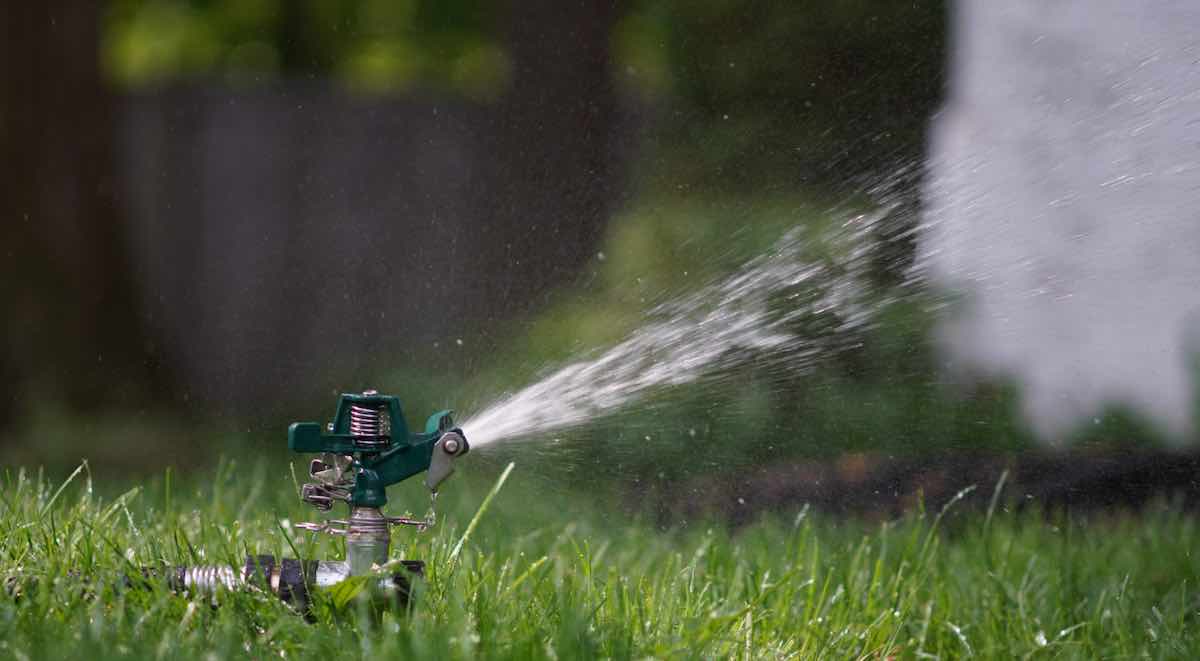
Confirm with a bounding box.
[345,507,392,573]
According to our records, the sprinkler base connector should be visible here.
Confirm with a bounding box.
[6,557,424,617]
[177,555,425,613]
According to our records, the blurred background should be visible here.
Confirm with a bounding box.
[3,1,1198,512]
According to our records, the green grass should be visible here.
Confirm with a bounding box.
[1,459,1197,659]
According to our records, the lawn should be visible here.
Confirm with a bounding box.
[1,458,1197,659]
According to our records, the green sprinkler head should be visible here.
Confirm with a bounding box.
[288,389,469,573]
[35,390,470,615]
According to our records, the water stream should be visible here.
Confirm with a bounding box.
[463,0,1200,449]
[462,205,898,447]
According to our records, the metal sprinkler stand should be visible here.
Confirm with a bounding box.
[177,389,469,611]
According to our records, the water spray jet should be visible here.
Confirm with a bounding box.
[461,211,888,449]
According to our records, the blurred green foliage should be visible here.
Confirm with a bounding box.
[104,0,509,97]
[613,0,945,192]
[103,0,942,183]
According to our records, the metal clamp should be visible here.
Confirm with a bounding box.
[295,513,432,536]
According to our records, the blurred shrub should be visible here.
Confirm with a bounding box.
[612,0,946,193]
[104,0,508,96]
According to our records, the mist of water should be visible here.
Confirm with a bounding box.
[462,207,891,447]
[920,0,1200,441]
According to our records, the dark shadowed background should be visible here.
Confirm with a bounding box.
[3,1,1196,510]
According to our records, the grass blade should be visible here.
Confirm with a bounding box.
[449,462,515,566]
[40,461,86,516]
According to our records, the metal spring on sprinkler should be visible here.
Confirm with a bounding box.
[349,402,388,449]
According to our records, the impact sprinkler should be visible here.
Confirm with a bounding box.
[176,390,469,611]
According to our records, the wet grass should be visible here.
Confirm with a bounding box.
[0,459,1197,659]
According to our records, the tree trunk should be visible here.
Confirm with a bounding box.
[0,2,161,426]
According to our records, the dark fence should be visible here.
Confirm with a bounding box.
[119,83,635,415]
